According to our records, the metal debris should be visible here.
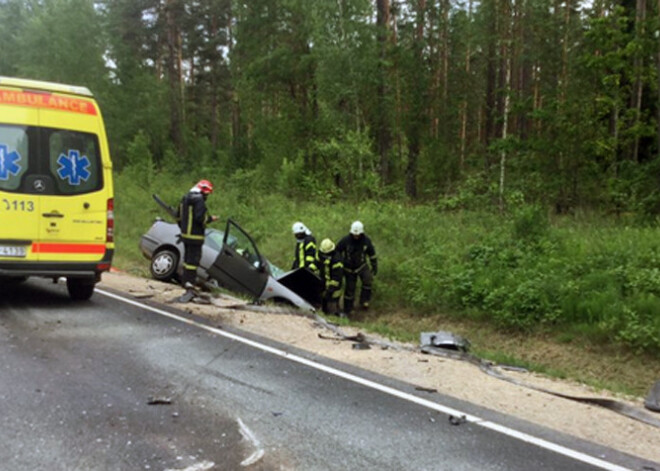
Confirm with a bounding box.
[420,331,470,352]
[351,342,371,350]
[147,396,172,405]
[448,414,467,426]
[645,380,660,413]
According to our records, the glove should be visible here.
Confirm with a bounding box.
[372,264,378,276]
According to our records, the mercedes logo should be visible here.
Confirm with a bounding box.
[33,179,45,192]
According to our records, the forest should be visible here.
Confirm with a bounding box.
[2,0,660,213]
[2,0,660,364]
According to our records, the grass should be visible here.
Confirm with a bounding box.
[112,166,660,398]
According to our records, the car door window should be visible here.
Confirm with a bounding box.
[225,221,262,268]
[206,219,269,299]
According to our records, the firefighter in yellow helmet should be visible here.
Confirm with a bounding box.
[319,238,344,316]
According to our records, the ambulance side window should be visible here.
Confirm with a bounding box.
[0,125,29,192]
[48,130,102,195]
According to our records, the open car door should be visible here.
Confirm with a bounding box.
[276,268,323,307]
[206,219,269,299]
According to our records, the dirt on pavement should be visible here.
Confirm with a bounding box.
[98,271,660,465]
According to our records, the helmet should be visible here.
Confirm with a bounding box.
[292,222,307,235]
[350,220,364,236]
[320,238,335,254]
[195,179,214,194]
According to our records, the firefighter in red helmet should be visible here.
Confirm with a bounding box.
[176,179,218,303]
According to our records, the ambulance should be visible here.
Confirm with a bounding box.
[0,76,114,300]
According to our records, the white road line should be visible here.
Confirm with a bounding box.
[97,289,633,471]
[237,417,265,466]
[164,460,215,471]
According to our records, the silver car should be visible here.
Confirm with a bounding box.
[139,218,321,312]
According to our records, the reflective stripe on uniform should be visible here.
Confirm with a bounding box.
[344,263,366,274]
[182,234,205,241]
[186,206,194,235]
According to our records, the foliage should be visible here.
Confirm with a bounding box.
[2,1,660,217]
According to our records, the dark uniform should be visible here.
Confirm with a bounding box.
[319,249,343,315]
[292,233,319,275]
[177,190,213,288]
[336,233,377,315]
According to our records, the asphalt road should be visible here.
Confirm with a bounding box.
[0,278,655,471]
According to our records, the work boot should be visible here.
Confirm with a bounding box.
[176,289,195,303]
[343,298,354,316]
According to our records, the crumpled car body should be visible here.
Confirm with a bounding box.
[139,218,321,312]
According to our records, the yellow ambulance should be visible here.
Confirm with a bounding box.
[0,76,114,300]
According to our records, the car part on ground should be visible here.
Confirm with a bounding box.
[645,380,660,413]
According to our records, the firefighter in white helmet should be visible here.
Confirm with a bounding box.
[291,221,319,275]
[336,220,377,316]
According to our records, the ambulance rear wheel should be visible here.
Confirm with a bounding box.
[0,276,27,283]
[67,278,95,300]
[151,249,179,281]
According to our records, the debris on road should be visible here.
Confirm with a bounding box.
[645,380,660,413]
[448,414,467,426]
[147,396,172,405]
[420,331,470,352]
[351,342,371,350]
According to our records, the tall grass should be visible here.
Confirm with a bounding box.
[113,166,660,356]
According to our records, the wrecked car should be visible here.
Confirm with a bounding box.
[139,218,321,312]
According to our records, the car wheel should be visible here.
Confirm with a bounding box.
[151,249,179,281]
[67,278,95,301]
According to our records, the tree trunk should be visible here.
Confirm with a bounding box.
[459,0,473,171]
[484,0,498,161]
[166,0,184,154]
[405,0,426,199]
[376,0,392,185]
[632,0,646,163]
[498,0,512,212]
[441,0,449,142]
[657,0,660,163]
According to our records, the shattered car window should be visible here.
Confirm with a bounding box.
[267,261,285,278]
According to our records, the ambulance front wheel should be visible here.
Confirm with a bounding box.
[67,277,95,300]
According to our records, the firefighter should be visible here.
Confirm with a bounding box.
[176,179,218,303]
[291,221,319,275]
[336,220,377,316]
[319,238,344,316]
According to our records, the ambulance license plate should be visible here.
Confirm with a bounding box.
[0,245,26,257]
